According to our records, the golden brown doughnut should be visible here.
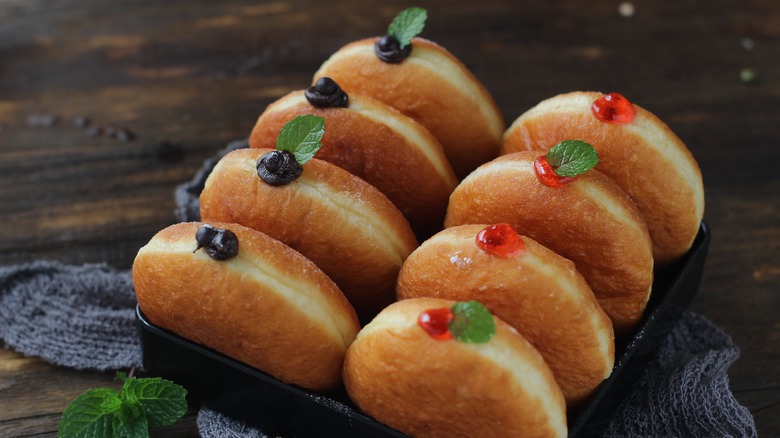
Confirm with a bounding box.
[313,37,504,179]
[132,221,360,391]
[344,297,567,438]
[199,148,418,322]
[501,91,704,265]
[249,89,457,238]
[396,224,615,406]
[444,151,654,333]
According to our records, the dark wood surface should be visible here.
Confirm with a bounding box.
[1,0,778,436]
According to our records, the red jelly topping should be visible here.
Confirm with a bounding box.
[591,92,636,124]
[534,156,577,187]
[476,223,525,258]
[418,308,454,340]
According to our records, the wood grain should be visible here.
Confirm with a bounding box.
[1,0,778,435]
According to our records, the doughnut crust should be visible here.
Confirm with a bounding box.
[314,37,505,179]
[249,90,457,238]
[501,91,704,265]
[444,151,654,332]
[132,222,360,391]
[396,224,614,406]
[199,148,418,322]
[344,297,567,438]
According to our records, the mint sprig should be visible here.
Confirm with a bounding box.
[275,114,325,165]
[58,372,187,438]
[449,301,496,344]
[546,140,599,177]
[387,7,427,48]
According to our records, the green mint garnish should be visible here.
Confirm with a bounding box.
[58,372,187,438]
[546,140,599,177]
[387,7,427,48]
[449,301,496,344]
[58,388,123,437]
[275,114,326,165]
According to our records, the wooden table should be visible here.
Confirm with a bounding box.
[1,0,778,436]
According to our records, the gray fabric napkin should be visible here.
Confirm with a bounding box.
[604,311,755,437]
[0,141,757,437]
[0,261,140,371]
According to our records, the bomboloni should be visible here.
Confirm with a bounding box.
[501,91,704,265]
[445,151,654,333]
[249,85,457,238]
[200,148,418,322]
[396,224,615,406]
[344,297,567,438]
[133,221,360,391]
[314,37,504,179]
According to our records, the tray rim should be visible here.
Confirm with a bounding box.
[568,220,711,434]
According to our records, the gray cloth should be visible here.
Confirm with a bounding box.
[605,312,756,437]
[197,408,268,438]
[0,260,141,371]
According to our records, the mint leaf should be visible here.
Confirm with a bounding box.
[115,393,144,427]
[116,412,148,438]
[388,7,427,48]
[58,388,122,438]
[449,301,496,344]
[275,114,325,165]
[546,140,599,177]
[123,377,188,427]
[59,374,187,438]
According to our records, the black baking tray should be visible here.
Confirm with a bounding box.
[138,221,710,438]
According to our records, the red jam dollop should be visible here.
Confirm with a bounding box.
[476,223,525,258]
[418,307,454,340]
[534,156,577,187]
[591,92,636,124]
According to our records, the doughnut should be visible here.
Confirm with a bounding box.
[501,91,704,265]
[444,151,654,332]
[249,85,457,238]
[313,37,504,179]
[396,224,615,406]
[343,297,567,438]
[199,147,418,322]
[132,221,360,391]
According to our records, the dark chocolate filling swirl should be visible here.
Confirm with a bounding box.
[305,77,349,108]
[374,35,412,63]
[256,150,302,185]
[194,224,239,261]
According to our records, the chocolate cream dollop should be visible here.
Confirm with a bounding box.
[374,35,412,63]
[305,77,349,108]
[256,150,303,186]
[194,224,239,261]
